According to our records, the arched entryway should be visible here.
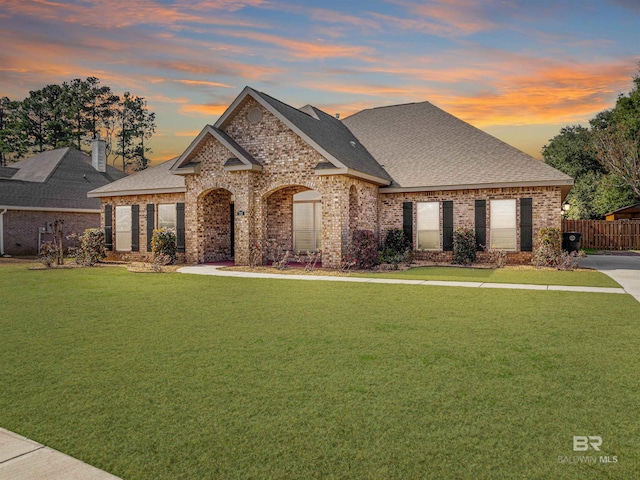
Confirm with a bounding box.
[197,188,234,263]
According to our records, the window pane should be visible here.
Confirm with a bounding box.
[490,200,516,250]
[418,230,439,250]
[294,203,314,250]
[158,204,177,229]
[417,202,439,230]
[417,202,439,250]
[115,206,131,251]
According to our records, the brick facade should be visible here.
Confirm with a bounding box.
[179,98,382,268]
[100,193,186,262]
[94,99,564,268]
[2,210,99,256]
[379,186,562,264]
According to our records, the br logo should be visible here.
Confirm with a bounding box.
[573,436,602,451]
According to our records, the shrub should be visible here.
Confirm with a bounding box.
[352,230,379,269]
[80,228,106,265]
[452,228,476,265]
[39,242,58,267]
[532,227,562,268]
[151,228,177,265]
[379,229,413,270]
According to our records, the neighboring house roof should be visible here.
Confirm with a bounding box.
[88,157,185,197]
[342,101,574,192]
[604,203,640,217]
[0,147,127,210]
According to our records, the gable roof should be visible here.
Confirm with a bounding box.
[209,86,391,185]
[0,148,127,210]
[88,157,185,197]
[342,101,574,193]
[171,125,262,174]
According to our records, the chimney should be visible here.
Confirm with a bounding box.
[335,113,340,120]
[92,137,106,173]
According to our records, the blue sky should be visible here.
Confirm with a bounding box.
[1,0,638,163]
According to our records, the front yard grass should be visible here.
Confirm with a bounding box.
[1,264,638,479]
[352,265,621,287]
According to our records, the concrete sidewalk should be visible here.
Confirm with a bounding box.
[579,254,640,303]
[0,428,120,480]
[177,265,627,295]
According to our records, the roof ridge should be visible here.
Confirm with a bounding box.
[42,147,71,183]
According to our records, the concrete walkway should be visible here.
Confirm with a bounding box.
[579,254,640,303]
[177,264,627,295]
[0,428,121,480]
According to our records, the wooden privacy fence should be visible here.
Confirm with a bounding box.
[562,219,640,250]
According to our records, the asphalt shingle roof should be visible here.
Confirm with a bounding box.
[342,101,573,189]
[0,148,127,209]
[88,157,184,196]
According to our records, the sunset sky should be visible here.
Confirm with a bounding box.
[1,0,639,163]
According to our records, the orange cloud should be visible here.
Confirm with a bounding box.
[179,104,229,117]
[174,80,233,88]
[175,130,204,137]
[224,31,375,60]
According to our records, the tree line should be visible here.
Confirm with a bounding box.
[0,77,155,172]
[543,65,640,219]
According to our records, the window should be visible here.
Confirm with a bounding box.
[115,205,132,251]
[417,202,440,250]
[490,199,516,250]
[158,204,177,230]
[293,191,321,251]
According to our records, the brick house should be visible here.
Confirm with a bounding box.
[0,143,126,256]
[88,86,573,267]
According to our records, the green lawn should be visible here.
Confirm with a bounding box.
[1,264,639,479]
[352,266,621,287]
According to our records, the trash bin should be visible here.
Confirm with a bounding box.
[562,232,582,252]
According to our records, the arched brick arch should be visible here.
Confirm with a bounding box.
[196,187,234,263]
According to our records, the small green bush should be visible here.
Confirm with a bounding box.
[452,228,476,265]
[532,227,562,268]
[352,230,379,270]
[151,228,177,265]
[379,229,412,269]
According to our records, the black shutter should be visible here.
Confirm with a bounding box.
[146,204,155,251]
[131,205,139,252]
[402,202,413,248]
[475,200,486,251]
[104,204,112,251]
[443,201,454,251]
[176,203,185,253]
[520,198,533,252]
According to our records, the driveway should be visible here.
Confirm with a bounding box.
[579,254,640,303]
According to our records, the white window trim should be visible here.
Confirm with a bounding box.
[490,199,517,251]
[293,197,322,251]
[417,201,440,251]
[115,205,132,252]
[157,203,177,231]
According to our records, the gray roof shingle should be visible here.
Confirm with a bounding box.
[342,101,573,189]
[0,148,127,209]
[88,157,184,197]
